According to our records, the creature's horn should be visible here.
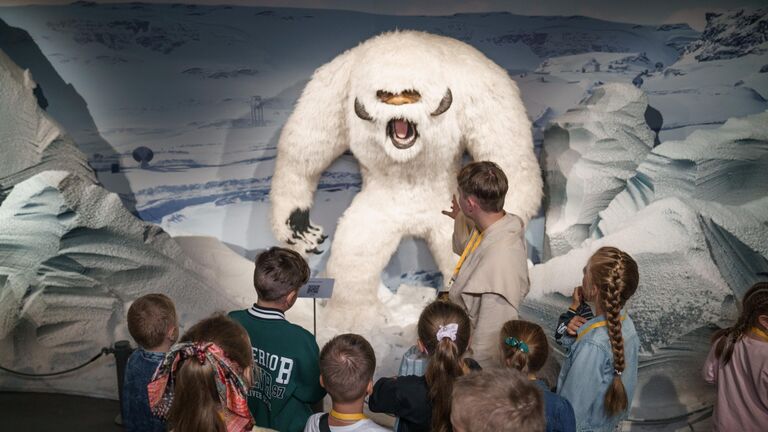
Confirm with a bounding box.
[354,98,374,121]
[430,88,453,117]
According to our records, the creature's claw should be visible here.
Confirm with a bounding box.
[285,208,326,255]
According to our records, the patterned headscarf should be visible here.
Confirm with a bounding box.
[147,342,253,432]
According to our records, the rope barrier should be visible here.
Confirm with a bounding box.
[0,346,112,377]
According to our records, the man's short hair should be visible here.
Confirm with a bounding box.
[253,247,310,301]
[320,334,376,403]
[457,161,508,212]
[127,293,177,349]
[452,369,545,432]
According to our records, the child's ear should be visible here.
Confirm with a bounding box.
[167,324,178,343]
[366,379,373,395]
[285,289,299,307]
[417,339,427,354]
[319,375,326,389]
[466,195,479,212]
[758,314,768,330]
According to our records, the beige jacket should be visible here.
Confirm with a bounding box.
[447,212,530,368]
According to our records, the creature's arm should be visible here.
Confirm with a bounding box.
[460,69,543,223]
[270,51,354,254]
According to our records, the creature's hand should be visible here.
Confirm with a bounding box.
[285,209,327,255]
[441,194,461,219]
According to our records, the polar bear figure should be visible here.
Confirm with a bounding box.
[270,30,542,324]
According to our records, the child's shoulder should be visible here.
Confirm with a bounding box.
[282,319,316,341]
[127,347,165,365]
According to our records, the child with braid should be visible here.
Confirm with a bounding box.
[500,320,575,432]
[703,282,768,431]
[369,300,474,432]
[556,247,640,432]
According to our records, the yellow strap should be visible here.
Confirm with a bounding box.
[577,314,627,341]
[751,327,768,342]
[448,230,483,287]
[330,409,367,421]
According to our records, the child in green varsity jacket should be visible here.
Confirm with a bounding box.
[230,247,326,432]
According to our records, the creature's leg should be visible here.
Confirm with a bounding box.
[425,213,458,286]
[323,193,405,327]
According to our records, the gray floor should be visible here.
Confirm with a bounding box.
[0,391,711,431]
[0,392,122,431]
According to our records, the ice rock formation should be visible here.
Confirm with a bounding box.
[0,171,249,397]
[531,111,768,350]
[0,47,248,397]
[685,8,768,62]
[541,83,656,258]
[0,49,94,200]
[598,111,768,295]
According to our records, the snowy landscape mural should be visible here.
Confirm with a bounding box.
[0,2,767,430]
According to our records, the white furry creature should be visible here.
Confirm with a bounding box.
[270,30,542,322]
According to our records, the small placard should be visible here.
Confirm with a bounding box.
[297,278,334,299]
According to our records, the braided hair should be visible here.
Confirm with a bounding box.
[584,246,639,417]
[711,282,768,364]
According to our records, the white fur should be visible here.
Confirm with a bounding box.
[270,30,542,323]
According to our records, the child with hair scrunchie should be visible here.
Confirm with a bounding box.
[500,320,575,432]
[369,300,476,432]
[148,314,274,432]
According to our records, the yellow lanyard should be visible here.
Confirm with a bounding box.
[448,229,483,287]
[577,314,627,341]
[330,409,367,421]
[751,327,768,342]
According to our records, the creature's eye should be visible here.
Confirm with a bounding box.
[376,90,394,101]
[401,90,421,99]
[377,90,422,105]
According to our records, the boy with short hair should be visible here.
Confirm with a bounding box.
[123,293,179,432]
[305,334,390,432]
[230,246,326,432]
[451,369,545,432]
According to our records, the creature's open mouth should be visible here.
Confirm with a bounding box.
[386,119,418,149]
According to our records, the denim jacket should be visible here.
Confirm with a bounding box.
[535,380,576,432]
[122,348,167,432]
[556,312,639,432]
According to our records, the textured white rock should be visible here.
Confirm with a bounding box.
[531,197,731,350]
[532,111,768,350]
[541,83,655,257]
[0,49,94,195]
[0,48,250,397]
[598,111,768,295]
[0,171,248,397]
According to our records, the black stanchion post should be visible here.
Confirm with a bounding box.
[113,340,134,425]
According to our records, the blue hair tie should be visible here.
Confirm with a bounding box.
[505,337,529,353]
